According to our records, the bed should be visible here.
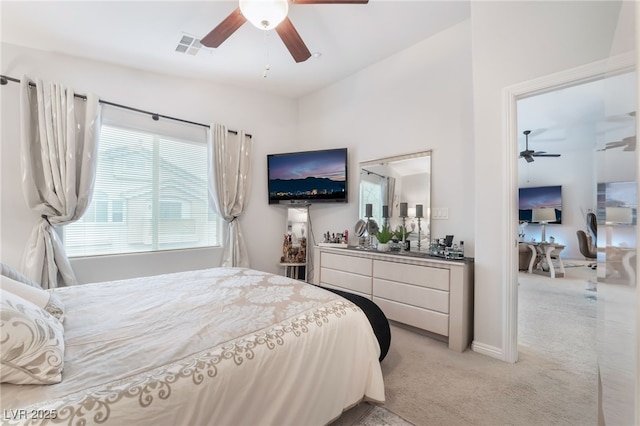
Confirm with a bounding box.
[1,267,386,425]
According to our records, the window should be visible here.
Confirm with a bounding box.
[359,174,385,226]
[112,200,124,223]
[82,191,108,223]
[64,110,219,257]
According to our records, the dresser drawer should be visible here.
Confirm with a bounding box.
[320,267,372,295]
[373,260,449,291]
[322,252,372,276]
[320,282,371,300]
[373,297,449,336]
[373,278,449,314]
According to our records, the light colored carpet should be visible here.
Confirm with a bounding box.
[518,262,597,378]
[333,262,597,426]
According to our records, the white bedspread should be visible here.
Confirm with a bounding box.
[1,267,384,425]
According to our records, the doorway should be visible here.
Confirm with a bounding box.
[514,78,624,409]
[505,56,637,425]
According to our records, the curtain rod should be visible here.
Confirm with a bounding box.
[361,167,385,179]
[0,74,252,138]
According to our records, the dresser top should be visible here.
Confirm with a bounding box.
[317,246,474,267]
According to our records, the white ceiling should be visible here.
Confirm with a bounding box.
[0,0,470,99]
[2,0,634,154]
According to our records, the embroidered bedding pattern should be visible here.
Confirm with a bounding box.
[1,268,384,425]
[0,289,65,385]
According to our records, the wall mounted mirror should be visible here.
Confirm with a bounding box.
[359,151,432,244]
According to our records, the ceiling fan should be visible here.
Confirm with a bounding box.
[519,130,561,163]
[598,135,636,152]
[598,112,636,152]
[201,0,369,63]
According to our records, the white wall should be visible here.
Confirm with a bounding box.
[0,43,299,282]
[471,0,631,356]
[297,20,475,279]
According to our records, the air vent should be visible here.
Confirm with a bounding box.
[175,34,203,56]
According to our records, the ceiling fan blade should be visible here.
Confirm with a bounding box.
[532,153,561,157]
[605,141,627,148]
[600,136,636,151]
[525,128,548,138]
[623,137,636,151]
[522,155,534,163]
[604,111,637,122]
[201,7,246,48]
[291,0,369,4]
[275,17,311,63]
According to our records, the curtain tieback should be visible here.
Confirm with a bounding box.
[41,214,52,226]
[230,216,238,223]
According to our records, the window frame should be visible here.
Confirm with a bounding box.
[63,114,220,258]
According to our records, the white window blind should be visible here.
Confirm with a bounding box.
[64,106,219,257]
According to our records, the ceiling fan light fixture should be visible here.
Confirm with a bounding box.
[239,0,289,30]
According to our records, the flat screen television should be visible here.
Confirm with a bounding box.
[518,185,562,223]
[267,148,348,205]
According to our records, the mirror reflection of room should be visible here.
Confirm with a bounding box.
[358,151,432,251]
[280,206,309,280]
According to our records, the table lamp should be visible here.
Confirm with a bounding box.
[605,207,632,225]
[532,207,556,243]
[604,206,632,247]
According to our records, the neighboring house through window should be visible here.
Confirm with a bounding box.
[64,109,219,257]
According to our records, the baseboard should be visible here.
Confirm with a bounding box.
[471,340,509,362]
[389,320,448,344]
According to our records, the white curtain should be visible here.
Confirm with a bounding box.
[208,123,252,267]
[19,76,101,288]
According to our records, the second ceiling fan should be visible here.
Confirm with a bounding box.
[598,135,636,152]
[598,111,636,152]
[201,0,369,63]
[519,130,561,163]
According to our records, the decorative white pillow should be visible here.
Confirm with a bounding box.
[0,289,65,384]
[0,275,64,322]
[0,263,42,289]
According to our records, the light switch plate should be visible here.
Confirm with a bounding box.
[433,207,449,219]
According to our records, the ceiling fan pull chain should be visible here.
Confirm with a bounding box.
[263,29,271,78]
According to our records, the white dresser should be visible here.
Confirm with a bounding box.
[313,246,474,352]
